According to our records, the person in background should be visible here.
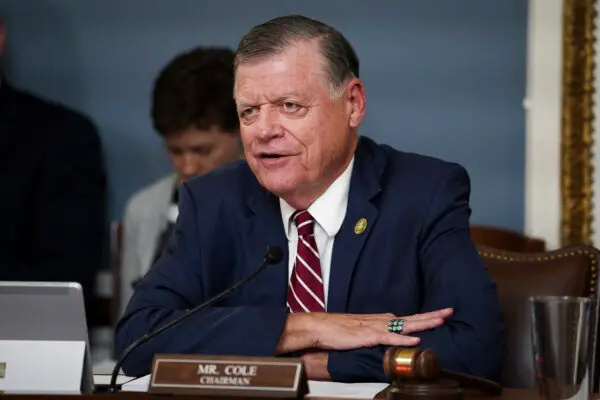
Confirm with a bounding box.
[0,18,107,328]
[119,47,242,316]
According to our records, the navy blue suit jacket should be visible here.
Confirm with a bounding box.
[115,136,504,382]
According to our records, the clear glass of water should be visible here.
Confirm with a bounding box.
[530,296,597,400]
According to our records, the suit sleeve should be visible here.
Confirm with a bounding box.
[328,165,504,382]
[114,183,288,377]
[414,165,504,380]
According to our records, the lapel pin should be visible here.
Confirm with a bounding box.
[354,218,368,235]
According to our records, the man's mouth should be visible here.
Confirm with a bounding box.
[259,153,287,159]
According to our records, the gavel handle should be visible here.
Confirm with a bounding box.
[440,369,503,396]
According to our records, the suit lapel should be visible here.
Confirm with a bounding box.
[327,138,384,312]
[244,185,289,305]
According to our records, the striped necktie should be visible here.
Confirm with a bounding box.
[287,210,326,312]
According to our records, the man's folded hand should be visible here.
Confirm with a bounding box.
[276,308,453,354]
[313,308,453,350]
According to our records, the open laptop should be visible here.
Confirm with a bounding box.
[0,281,94,394]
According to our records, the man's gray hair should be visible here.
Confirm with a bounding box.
[234,15,359,96]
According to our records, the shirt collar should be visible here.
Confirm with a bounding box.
[280,156,355,239]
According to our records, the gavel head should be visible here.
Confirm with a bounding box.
[383,347,440,382]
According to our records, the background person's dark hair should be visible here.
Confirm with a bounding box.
[234,15,359,94]
[152,46,238,137]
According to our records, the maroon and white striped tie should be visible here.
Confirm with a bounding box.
[287,210,326,313]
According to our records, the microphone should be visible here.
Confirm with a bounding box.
[109,245,284,393]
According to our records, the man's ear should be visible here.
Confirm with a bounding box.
[346,78,366,129]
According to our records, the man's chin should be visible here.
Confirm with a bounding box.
[257,176,298,198]
[177,175,199,186]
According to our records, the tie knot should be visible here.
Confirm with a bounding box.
[293,210,314,236]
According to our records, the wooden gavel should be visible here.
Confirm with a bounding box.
[383,347,503,399]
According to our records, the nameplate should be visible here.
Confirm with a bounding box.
[148,354,307,398]
[0,340,85,394]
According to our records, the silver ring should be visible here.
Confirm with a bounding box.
[387,318,405,334]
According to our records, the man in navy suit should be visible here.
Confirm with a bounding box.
[115,15,504,382]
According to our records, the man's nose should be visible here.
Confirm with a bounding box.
[256,107,284,140]
[180,154,202,177]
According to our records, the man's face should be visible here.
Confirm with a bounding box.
[234,40,365,206]
[164,126,241,185]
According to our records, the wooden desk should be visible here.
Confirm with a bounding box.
[466,388,598,399]
[0,390,598,399]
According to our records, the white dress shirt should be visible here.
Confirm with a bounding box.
[279,157,355,310]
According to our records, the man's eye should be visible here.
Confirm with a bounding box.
[193,147,212,156]
[282,102,300,112]
[240,108,255,118]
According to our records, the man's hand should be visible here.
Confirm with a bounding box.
[301,352,330,381]
[313,308,452,350]
[276,308,453,354]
